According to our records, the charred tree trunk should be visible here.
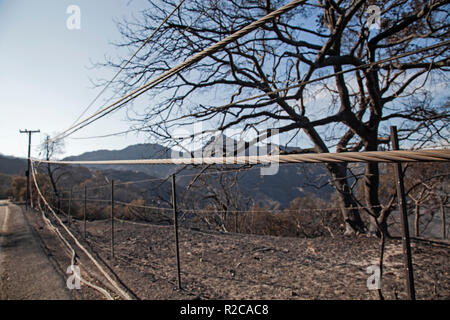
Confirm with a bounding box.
[327,162,366,235]
[440,199,446,239]
[365,160,382,235]
[43,136,61,214]
[46,163,60,214]
[303,125,366,235]
[414,202,420,237]
[365,160,390,237]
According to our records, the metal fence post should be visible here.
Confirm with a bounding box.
[111,180,115,259]
[171,174,182,290]
[390,126,415,300]
[84,184,87,239]
[68,187,73,226]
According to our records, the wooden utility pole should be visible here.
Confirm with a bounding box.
[390,126,415,300]
[19,129,40,210]
[171,174,182,290]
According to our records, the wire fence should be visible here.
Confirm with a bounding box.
[18,0,449,300]
[31,191,450,300]
[27,147,450,300]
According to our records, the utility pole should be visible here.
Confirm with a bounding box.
[20,129,40,210]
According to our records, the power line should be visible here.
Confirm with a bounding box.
[50,0,309,142]
[68,0,220,141]
[35,200,115,300]
[70,127,143,140]
[53,196,401,218]
[55,164,268,194]
[68,0,221,142]
[66,0,187,131]
[32,149,450,165]
[30,161,135,300]
[69,40,450,141]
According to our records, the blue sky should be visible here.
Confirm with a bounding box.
[0,0,149,158]
[0,1,446,159]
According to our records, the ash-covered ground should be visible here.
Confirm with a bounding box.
[64,218,450,300]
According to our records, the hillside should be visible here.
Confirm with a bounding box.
[0,173,12,198]
[63,143,174,178]
[0,143,333,208]
[63,143,333,207]
[0,155,27,176]
[0,155,28,199]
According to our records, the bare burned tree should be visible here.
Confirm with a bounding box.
[38,135,67,213]
[181,166,251,232]
[404,162,449,238]
[98,0,450,235]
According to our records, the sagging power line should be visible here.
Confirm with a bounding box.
[32,149,450,166]
[30,160,136,300]
[68,0,188,130]
[49,0,309,143]
[69,40,450,141]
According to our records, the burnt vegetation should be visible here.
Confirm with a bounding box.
[93,0,450,236]
[6,159,448,240]
[3,1,449,239]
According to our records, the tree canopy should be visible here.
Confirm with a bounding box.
[98,0,450,235]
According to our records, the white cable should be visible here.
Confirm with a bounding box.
[68,0,187,129]
[32,149,450,165]
[36,200,115,300]
[31,162,135,300]
[50,0,309,142]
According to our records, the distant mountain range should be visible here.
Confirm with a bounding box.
[1,146,446,238]
[0,155,27,198]
[62,142,333,207]
[63,143,175,178]
[0,142,334,207]
[0,154,27,176]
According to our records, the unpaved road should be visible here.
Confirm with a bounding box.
[0,201,72,299]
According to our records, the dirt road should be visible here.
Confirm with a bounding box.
[0,201,73,300]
